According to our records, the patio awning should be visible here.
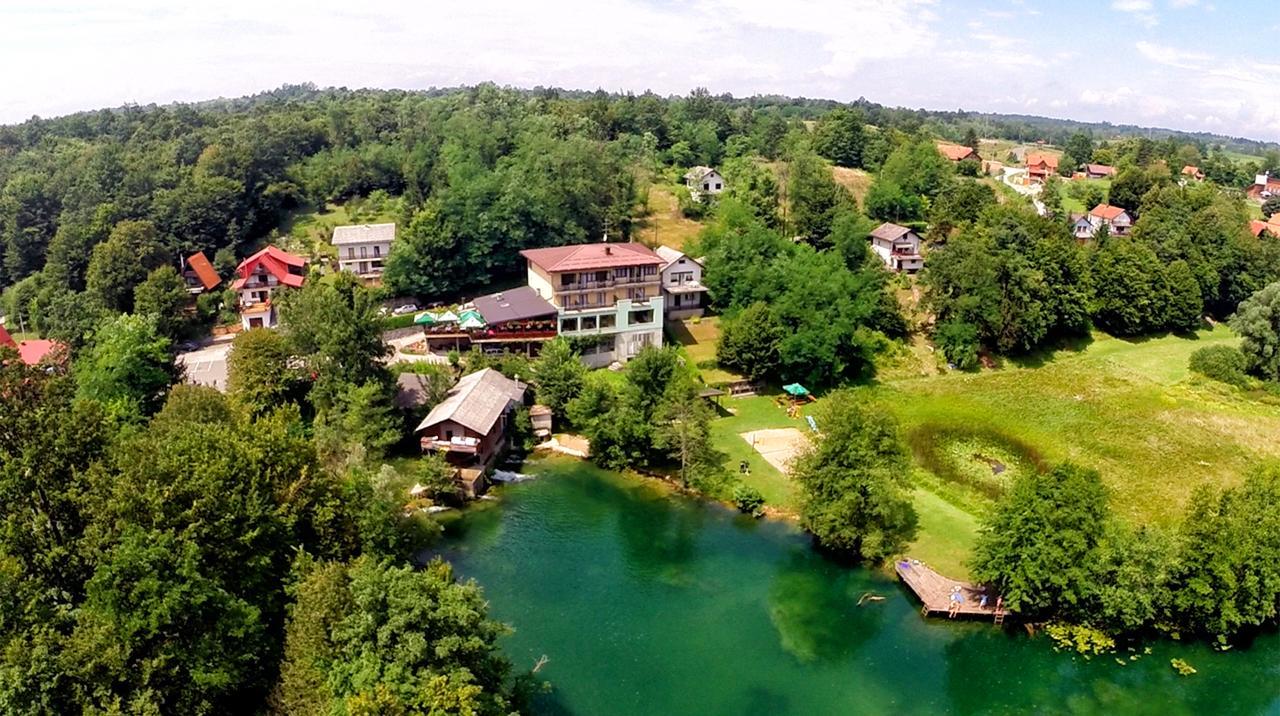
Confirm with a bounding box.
[459,314,486,330]
[436,309,459,322]
[783,383,811,397]
[414,311,437,325]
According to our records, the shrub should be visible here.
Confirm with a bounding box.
[732,483,765,516]
[1188,345,1248,387]
[934,320,980,370]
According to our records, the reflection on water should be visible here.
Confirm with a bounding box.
[433,457,1280,716]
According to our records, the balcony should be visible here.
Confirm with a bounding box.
[557,274,659,292]
[422,436,480,454]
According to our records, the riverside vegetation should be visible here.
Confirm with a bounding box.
[3,85,1280,711]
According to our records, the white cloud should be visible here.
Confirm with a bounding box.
[1112,0,1159,26]
[0,0,1277,142]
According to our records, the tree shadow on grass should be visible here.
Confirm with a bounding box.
[1003,331,1096,369]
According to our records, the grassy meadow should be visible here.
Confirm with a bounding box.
[639,184,706,251]
[699,323,1280,577]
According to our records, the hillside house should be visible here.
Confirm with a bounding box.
[656,245,708,319]
[1025,152,1059,184]
[1083,164,1117,179]
[937,142,977,162]
[684,166,725,201]
[1087,204,1133,236]
[469,286,559,354]
[415,368,527,495]
[1071,214,1095,241]
[1250,220,1270,238]
[1247,173,1280,200]
[1181,165,1205,181]
[182,252,221,295]
[521,242,665,367]
[332,223,394,279]
[869,223,924,273]
[230,246,306,329]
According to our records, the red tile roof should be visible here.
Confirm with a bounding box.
[1182,165,1203,177]
[1090,204,1128,221]
[520,242,664,273]
[1026,152,1059,170]
[1085,164,1117,176]
[231,246,306,290]
[0,324,15,350]
[186,251,221,291]
[17,340,61,366]
[1251,220,1270,237]
[936,142,976,161]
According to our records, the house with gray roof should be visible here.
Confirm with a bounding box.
[332,223,395,278]
[414,368,526,474]
[683,166,725,202]
[869,223,924,273]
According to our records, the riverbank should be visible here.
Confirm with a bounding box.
[432,457,1280,715]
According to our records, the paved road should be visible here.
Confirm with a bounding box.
[177,341,232,392]
[1000,167,1047,216]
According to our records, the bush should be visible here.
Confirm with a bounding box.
[934,320,980,370]
[379,313,417,331]
[732,483,765,516]
[1188,345,1248,387]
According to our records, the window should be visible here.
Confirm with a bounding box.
[560,317,578,332]
[703,182,710,191]
[580,316,597,330]
[599,314,616,329]
[348,248,356,259]
[640,265,657,276]
[595,270,609,282]
[629,288,646,301]
[359,246,368,258]
[714,183,722,190]
[561,273,577,287]
[630,309,653,325]
[614,267,630,279]
[373,245,381,258]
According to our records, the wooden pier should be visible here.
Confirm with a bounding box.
[894,559,1006,623]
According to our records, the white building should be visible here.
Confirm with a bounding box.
[520,243,666,368]
[332,223,395,278]
[683,166,726,202]
[656,245,708,319]
[869,223,924,273]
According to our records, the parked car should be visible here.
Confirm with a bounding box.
[392,303,419,316]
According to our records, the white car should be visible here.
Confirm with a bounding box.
[391,303,419,316]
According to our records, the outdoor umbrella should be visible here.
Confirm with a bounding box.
[783,383,811,398]
[459,314,486,330]
[436,309,459,323]
[413,311,437,325]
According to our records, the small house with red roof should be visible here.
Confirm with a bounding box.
[0,324,67,367]
[1025,152,1059,184]
[520,242,665,367]
[936,142,977,162]
[231,246,306,329]
[1247,173,1280,201]
[1084,164,1117,179]
[1250,220,1271,238]
[183,252,221,295]
[1087,204,1133,237]
[1181,165,1205,182]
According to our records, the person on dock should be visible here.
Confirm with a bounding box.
[948,587,964,618]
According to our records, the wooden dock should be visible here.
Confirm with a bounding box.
[894,559,1006,623]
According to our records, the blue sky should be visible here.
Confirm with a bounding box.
[2,0,1277,141]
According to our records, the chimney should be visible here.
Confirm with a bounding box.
[604,245,612,255]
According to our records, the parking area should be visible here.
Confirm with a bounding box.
[177,341,232,392]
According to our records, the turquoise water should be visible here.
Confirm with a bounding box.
[433,458,1280,715]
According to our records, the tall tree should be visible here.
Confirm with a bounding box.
[969,463,1111,618]
[531,337,587,422]
[75,313,177,419]
[792,393,918,562]
[133,265,191,339]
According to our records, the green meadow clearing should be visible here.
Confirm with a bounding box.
[695,323,1280,578]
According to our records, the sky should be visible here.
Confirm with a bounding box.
[2,0,1278,142]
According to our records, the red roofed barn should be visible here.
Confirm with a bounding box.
[936,142,977,162]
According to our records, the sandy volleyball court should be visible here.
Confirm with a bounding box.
[740,428,810,475]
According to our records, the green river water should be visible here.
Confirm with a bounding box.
[433,457,1280,715]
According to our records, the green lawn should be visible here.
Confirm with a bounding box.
[1059,178,1111,214]
[703,324,1280,576]
[666,317,745,385]
[871,325,1280,527]
[278,197,401,258]
[710,394,804,512]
